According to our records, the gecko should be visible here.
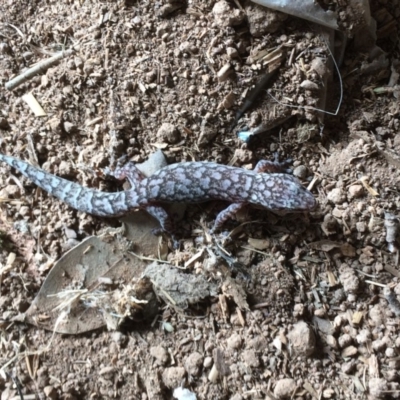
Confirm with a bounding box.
[0,153,316,244]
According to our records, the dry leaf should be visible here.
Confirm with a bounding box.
[22,236,147,333]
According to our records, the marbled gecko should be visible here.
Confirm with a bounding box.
[0,153,316,242]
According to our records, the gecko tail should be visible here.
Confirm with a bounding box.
[0,153,137,217]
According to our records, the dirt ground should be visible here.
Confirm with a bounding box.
[0,0,400,399]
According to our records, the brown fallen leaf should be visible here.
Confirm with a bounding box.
[20,235,148,333]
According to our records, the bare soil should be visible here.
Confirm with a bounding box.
[0,1,400,399]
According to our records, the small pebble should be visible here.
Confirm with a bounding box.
[372,337,388,351]
[203,356,213,368]
[74,56,84,69]
[217,63,232,82]
[300,80,319,90]
[18,206,30,217]
[226,47,238,59]
[327,188,346,204]
[63,121,77,134]
[64,227,77,239]
[339,265,360,293]
[212,0,244,27]
[150,346,169,366]
[326,335,338,349]
[356,221,367,233]
[293,165,308,179]
[341,361,355,374]
[162,366,186,388]
[184,352,203,376]
[227,333,242,349]
[0,42,11,54]
[43,386,57,400]
[341,345,357,357]
[348,184,364,199]
[274,378,297,399]
[321,214,338,235]
[241,349,259,368]
[369,377,388,399]
[386,347,396,358]
[288,321,316,356]
[356,329,371,344]
[0,117,9,129]
[156,122,180,144]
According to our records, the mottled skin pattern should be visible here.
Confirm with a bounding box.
[0,154,316,242]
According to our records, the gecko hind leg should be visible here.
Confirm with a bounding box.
[145,205,179,248]
[106,162,145,186]
[255,154,292,174]
[210,203,246,233]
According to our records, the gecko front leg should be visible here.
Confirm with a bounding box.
[210,203,246,233]
[145,205,179,248]
[108,161,179,246]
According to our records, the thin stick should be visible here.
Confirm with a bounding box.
[5,49,74,91]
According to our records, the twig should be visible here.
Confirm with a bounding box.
[5,49,74,91]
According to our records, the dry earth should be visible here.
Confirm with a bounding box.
[0,0,400,399]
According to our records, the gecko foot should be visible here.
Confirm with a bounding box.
[106,161,145,186]
[146,205,181,248]
[210,203,246,234]
[254,154,292,174]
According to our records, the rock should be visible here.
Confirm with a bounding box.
[63,121,77,134]
[300,80,319,91]
[99,366,115,377]
[327,187,346,204]
[288,321,316,356]
[310,57,327,78]
[326,335,338,349]
[226,47,238,59]
[356,221,367,233]
[369,377,388,398]
[58,160,73,177]
[43,385,57,400]
[173,388,197,400]
[227,333,242,350]
[338,333,352,348]
[321,214,338,235]
[341,361,355,374]
[212,1,244,27]
[184,352,203,376]
[150,345,169,366]
[274,378,297,399]
[241,349,260,368]
[0,117,9,129]
[156,122,180,144]
[161,366,186,388]
[372,337,389,352]
[356,329,371,344]
[111,331,127,346]
[341,345,357,357]
[203,356,213,368]
[0,42,11,55]
[338,265,360,294]
[229,395,243,400]
[348,184,364,199]
[245,3,287,37]
[217,63,232,82]
[293,165,308,179]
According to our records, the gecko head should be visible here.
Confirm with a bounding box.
[258,174,317,212]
